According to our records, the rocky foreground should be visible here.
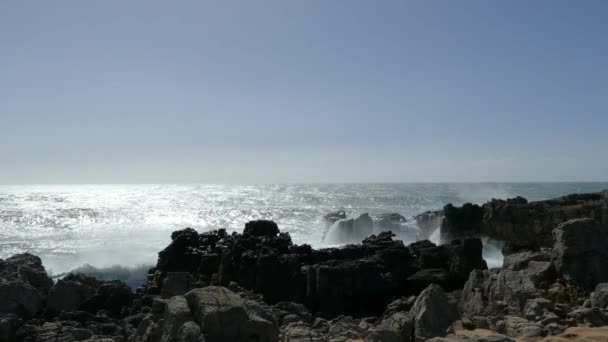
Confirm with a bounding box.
[1,191,608,342]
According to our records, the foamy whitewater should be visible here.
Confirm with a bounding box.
[1,183,607,286]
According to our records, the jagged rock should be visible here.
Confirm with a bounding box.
[461,251,556,319]
[281,322,326,342]
[146,221,486,318]
[566,307,607,326]
[161,296,196,342]
[244,220,280,237]
[157,228,201,279]
[383,296,416,318]
[412,284,459,341]
[441,203,484,243]
[442,191,608,248]
[523,299,560,326]
[185,286,278,342]
[0,253,53,294]
[551,218,608,290]
[365,312,414,342]
[499,316,543,342]
[591,283,608,308]
[326,319,366,341]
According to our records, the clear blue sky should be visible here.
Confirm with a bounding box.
[1,1,607,183]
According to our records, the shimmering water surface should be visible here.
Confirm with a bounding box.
[1,183,606,276]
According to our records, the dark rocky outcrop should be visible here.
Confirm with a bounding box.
[0,253,52,319]
[440,191,608,248]
[144,223,486,318]
[551,218,608,290]
[413,210,444,240]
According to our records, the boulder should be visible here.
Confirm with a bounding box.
[499,316,543,342]
[591,283,608,308]
[365,312,414,342]
[244,220,280,237]
[161,296,196,342]
[441,203,484,243]
[0,253,53,294]
[411,284,459,341]
[551,218,608,290]
[176,321,204,342]
[461,251,556,319]
[185,286,278,342]
[80,280,134,317]
[47,274,99,315]
[0,280,44,318]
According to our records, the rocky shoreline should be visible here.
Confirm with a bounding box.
[1,191,608,342]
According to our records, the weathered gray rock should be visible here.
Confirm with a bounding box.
[161,296,196,342]
[461,251,556,319]
[591,283,608,308]
[566,307,608,326]
[280,322,326,342]
[185,286,278,342]
[412,284,459,341]
[552,218,608,290]
[176,321,204,342]
[365,312,413,342]
[499,316,543,342]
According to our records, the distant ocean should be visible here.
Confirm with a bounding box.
[1,183,607,285]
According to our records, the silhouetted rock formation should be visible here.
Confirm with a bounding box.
[440,191,608,248]
[144,224,486,318]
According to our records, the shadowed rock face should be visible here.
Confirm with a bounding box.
[441,191,608,248]
[144,223,487,318]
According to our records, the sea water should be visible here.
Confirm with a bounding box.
[1,183,606,285]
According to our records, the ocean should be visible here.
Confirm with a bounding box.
[1,183,607,286]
